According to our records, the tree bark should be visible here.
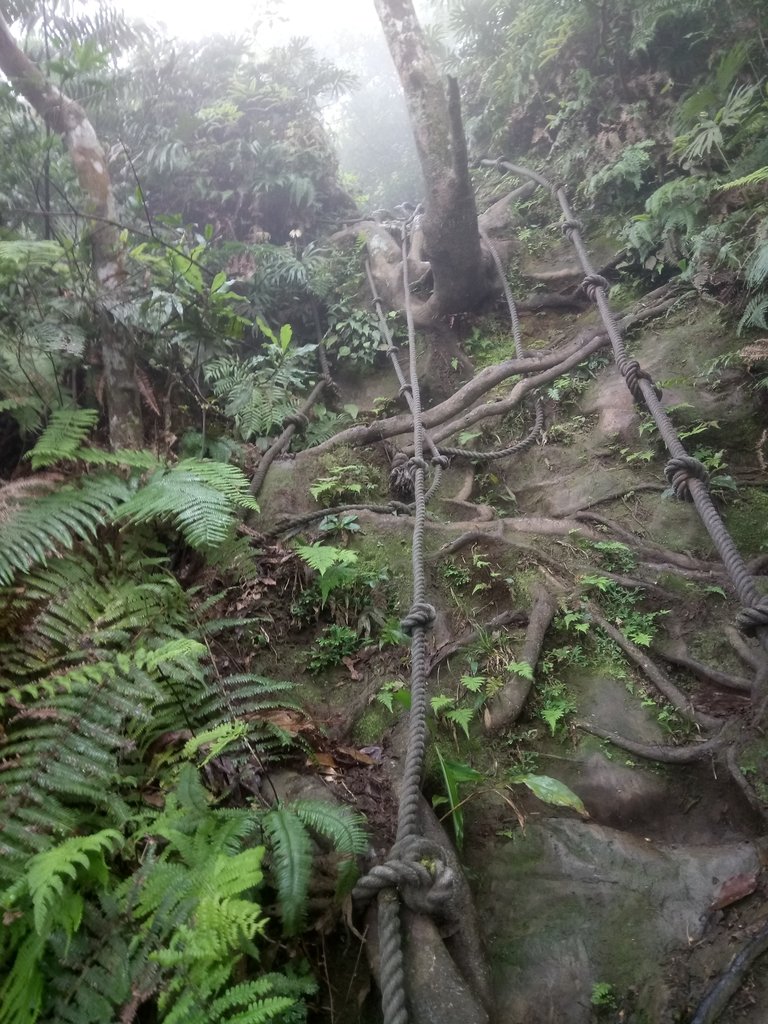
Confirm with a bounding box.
[0,12,142,449]
[373,0,489,316]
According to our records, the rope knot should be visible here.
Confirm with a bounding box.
[398,383,413,398]
[407,456,428,472]
[282,411,308,432]
[664,455,710,501]
[736,598,768,636]
[400,601,436,636]
[622,358,661,405]
[352,838,459,927]
[582,273,609,302]
[560,217,582,239]
[389,452,414,502]
[431,453,450,470]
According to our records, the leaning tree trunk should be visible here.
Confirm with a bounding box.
[373,0,489,316]
[0,12,142,449]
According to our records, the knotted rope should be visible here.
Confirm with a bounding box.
[483,157,768,654]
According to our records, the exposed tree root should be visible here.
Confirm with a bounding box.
[484,582,559,733]
[576,512,724,573]
[588,606,721,729]
[575,721,725,763]
[725,625,768,673]
[265,501,413,539]
[426,609,529,677]
[431,529,505,560]
[725,746,768,825]
[655,646,752,694]
[596,571,675,599]
[313,289,686,454]
[554,482,665,518]
[250,378,328,498]
[690,914,768,1024]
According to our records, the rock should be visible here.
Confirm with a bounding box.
[469,818,760,1023]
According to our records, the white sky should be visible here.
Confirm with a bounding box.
[122,0,383,48]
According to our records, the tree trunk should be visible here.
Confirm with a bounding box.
[373,0,489,316]
[0,12,143,449]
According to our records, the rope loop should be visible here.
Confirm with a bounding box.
[622,358,661,405]
[399,383,413,398]
[353,837,459,927]
[400,601,436,636]
[582,273,609,302]
[431,453,450,470]
[560,217,582,239]
[282,411,309,432]
[736,598,768,635]
[664,455,710,501]
[407,456,428,472]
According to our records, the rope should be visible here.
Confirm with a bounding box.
[366,257,544,480]
[353,237,456,1024]
[483,157,768,659]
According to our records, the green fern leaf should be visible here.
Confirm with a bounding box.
[117,459,258,550]
[0,475,130,583]
[21,829,122,934]
[262,807,313,936]
[27,408,99,469]
[0,240,64,268]
[294,542,358,575]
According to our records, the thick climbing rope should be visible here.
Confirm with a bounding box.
[352,236,461,1024]
[482,158,768,667]
[366,248,543,471]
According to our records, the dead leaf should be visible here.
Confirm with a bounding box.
[710,870,759,911]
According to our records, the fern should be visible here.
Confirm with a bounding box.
[0,239,65,268]
[4,829,122,935]
[262,807,314,936]
[27,408,99,469]
[291,799,367,896]
[117,459,258,550]
[717,165,768,191]
[0,474,130,584]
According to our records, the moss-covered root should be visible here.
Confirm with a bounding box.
[484,582,558,733]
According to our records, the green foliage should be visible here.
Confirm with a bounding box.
[307,624,363,673]
[204,340,316,444]
[309,461,379,506]
[26,407,100,469]
[509,774,588,816]
[324,301,390,366]
[434,748,484,850]
[118,459,259,549]
[0,474,129,583]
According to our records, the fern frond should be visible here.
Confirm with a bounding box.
[291,799,368,856]
[0,240,64,268]
[12,829,122,934]
[0,475,129,584]
[292,799,367,897]
[262,807,313,936]
[717,165,768,190]
[117,459,258,550]
[27,408,99,469]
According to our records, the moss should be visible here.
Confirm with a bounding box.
[352,705,390,746]
[725,489,768,554]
